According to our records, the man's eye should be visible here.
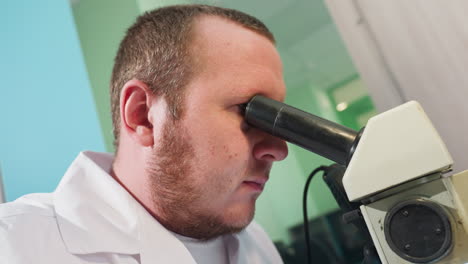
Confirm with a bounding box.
[235,104,250,132]
[241,120,250,132]
[237,103,247,115]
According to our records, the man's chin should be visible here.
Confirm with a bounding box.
[199,217,251,241]
[190,205,256,240]
[221,204,256,231]
[159,205,255,241]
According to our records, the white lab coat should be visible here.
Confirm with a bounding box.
[0,151,283,264]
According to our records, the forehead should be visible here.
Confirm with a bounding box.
[188,15,285,101]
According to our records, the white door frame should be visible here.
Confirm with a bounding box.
[324,0,405,112]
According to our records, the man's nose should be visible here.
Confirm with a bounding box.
[252,131,289,162]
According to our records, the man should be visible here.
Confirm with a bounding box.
[0,4,288,263]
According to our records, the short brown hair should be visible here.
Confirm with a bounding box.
[110,4,275,149]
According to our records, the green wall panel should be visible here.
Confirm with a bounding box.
[72,0,140,151]
[285,85,340,216]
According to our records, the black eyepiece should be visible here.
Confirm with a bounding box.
[244,95,359,165]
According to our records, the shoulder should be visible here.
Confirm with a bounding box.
[0,193,55,218]
[0,193,67,263]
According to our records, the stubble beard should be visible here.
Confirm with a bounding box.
[146,119,253,241]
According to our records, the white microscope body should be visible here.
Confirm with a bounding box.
[343,101,468,263]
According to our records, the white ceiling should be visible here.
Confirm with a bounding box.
[217,0,358,92]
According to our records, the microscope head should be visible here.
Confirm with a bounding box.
[342,101,453,203]
[342,102,468,263]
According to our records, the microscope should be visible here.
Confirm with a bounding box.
[243,96,468,264]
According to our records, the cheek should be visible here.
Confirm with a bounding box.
[190,118,249,157]
[189,131,251,186]
[206,133,250,162]
[186,112,253,172]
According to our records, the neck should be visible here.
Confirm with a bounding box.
[111,139,155,218]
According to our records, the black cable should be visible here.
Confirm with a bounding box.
[303,166,328,264]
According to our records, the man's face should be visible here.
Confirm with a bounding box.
[147,16,288,240]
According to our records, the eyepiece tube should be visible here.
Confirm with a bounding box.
[244,95,359,165]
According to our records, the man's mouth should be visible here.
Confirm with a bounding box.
[242,178,267,191]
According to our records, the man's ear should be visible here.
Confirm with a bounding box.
[120,79,154,147]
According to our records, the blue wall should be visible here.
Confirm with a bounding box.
[0,0,106,201]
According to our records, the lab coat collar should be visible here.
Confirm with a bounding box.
[54,151,140,255]
[53,151,197,263]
